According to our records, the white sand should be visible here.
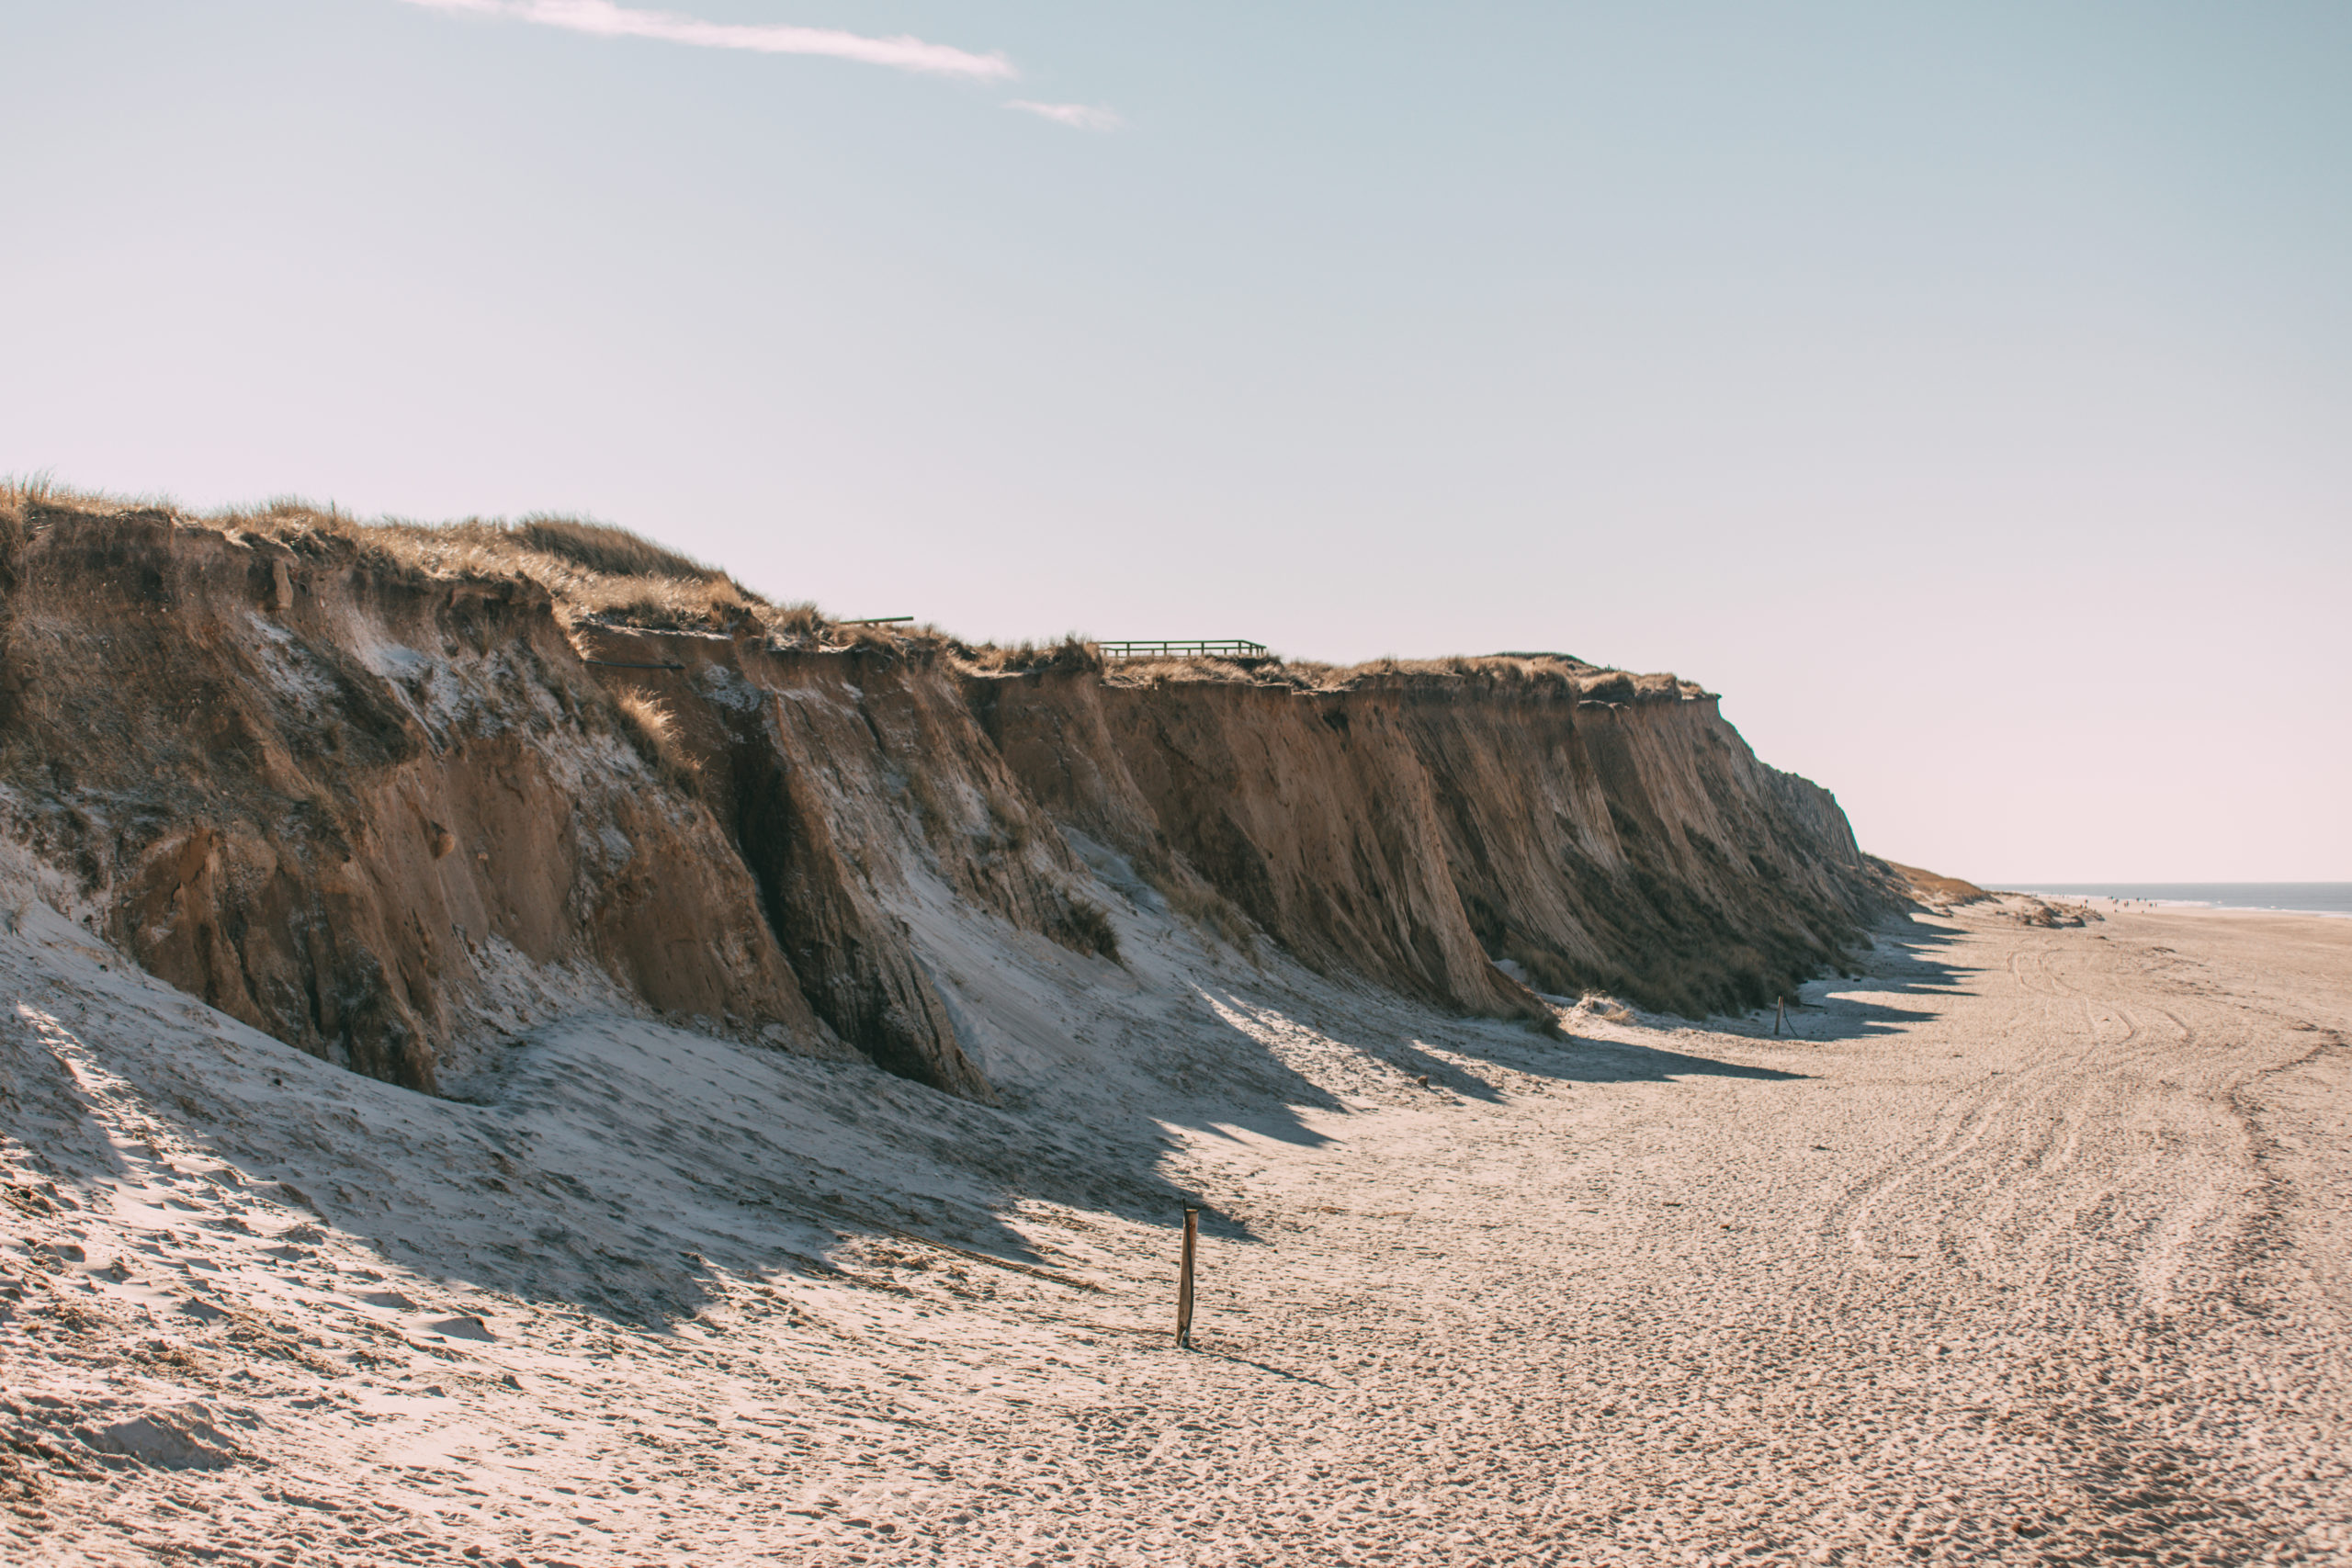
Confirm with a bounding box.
[3,894,2346,1564]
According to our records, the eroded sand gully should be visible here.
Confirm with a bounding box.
[4,904,2347,1565]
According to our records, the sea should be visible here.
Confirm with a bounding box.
[2010,883,2352,919]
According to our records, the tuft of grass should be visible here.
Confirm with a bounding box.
[616,691,698,790]
[1501,942,1587,998]
[1147,868,1258,957]
[768,601,827,637]
[957,635,1101,675]
[985,790,1032,852]
[1,471,152,525]
[1052,897,1122,963]
[506,516,727,584]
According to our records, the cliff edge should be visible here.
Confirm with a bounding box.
[0,493,1899,1100]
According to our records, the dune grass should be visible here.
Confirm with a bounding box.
[1,480,1686,694]
[1882,862,1994,908]
[0,480,829,641]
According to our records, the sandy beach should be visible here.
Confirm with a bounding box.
[5,897,2346,1565]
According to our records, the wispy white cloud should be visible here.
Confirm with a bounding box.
[1005,100,1124,131]
[402,0,1015,81]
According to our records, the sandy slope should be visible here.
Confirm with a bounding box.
[3,899,2346,1565]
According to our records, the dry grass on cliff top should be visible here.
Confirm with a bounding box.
[0,479,846,643]
[945,635,1695,699]
[1883,862,1995,908]
[1095,653,1704,703]
[229,502,785,634]
[1,482,1689,690]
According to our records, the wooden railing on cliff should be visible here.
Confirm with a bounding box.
[1098,640,1270,662]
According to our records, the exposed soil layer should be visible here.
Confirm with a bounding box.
[0,506,1893,1099]
[975,665,1892,1018]
[0,510,839,1094]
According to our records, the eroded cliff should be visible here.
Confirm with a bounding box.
[0,498,1897,1101]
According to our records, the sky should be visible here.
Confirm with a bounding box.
[3,1,2346,882]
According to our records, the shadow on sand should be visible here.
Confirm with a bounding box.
[15,915,1978,1335]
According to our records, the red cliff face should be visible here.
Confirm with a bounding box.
[0,506,1894,1101]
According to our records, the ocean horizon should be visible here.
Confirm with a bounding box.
[2006,882,2352,918]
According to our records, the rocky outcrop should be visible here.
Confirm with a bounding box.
[0,504,1895,1103]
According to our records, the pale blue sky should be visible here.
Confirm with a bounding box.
[4,1,2346,880]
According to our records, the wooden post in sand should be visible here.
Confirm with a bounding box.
[1175,1206,1199,1350]
[1775,997,1786,1036]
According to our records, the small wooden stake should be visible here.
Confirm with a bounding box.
[1175,1206,1199,1350]
[1775,996,1786,1036]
